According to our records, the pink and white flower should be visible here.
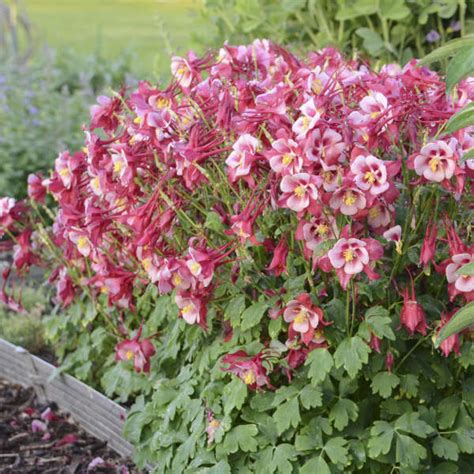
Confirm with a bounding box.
[329,187,366,216]
[292,98,323,139]
[171,56,193,88]
[268,138,303,175]
[383,225,402,254]
[351,155,389,195]
[279,173,320,212]
[413,140,456,182]
[306,128,346,165]
[446,253,474,294]
[225,134,259,181]
[348,92,389,127]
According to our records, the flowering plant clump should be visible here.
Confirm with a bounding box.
[1,41,473,471]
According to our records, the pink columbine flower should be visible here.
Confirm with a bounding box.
[221,350,272,391]
[446,253,474,295]
[436,310,461,357]
[292,98,323,139]
[419,220,438,266]
[171,56,193,88]
[348,91,389,127]
[306,128,346,165]
[413,140,456,182]
[69,231,92,258]
[351,155,389,195]
[283,293,323,345]
[383,225,402,254]
[267,238,288,276]
[0,197,16,230]
[328,236,383,289]
[175,293,207,328]
[279,173,320,212]
[115,331,156,373]
[27,174,47,203]
[329,187,366,216]
[225,134,259,181]
[296,216,337,257]
[367,201,393,229]
[268,138,303,175]
[400,280,427,336]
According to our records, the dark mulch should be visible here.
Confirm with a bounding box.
[0,378,140,473]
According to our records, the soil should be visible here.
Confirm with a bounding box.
[0,378,140,473]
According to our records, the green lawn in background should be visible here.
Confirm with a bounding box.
[22,0,207,79]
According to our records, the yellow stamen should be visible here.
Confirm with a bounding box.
[369,207,380,218]
[113,160,124,174]
[156,97,170,109]
[133,116,142,124]
[343,191,356,206]
[77,236,89,250]
[182,304,194,314]
[172,274,182,286]
[370,111,380,119]
[243,370,256,385]
[209,420,220,429]
[429,157,440,172]
[282,153,294,166]
[125,350,134,360]
[364,171,376,184]
[395,240,403,255]
[343,249,355,262]
[294,311,307,325]
[142,258,152,272]
[294,185,305,198]
[189,261,201,274]
[59,168,70,178]
[316,224,329,235]
[323,171,333,183]
[312,79,323,94]
[301,116,311,130]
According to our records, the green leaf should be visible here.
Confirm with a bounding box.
[274,397,301,434]
[329,398,359,431]
[355,28,385,56]
[200,460,231,474]
[335,0,378,20]
[437,396,460,429]
[460,148,474,164]
[379,0,410,20]
[368,421,394,458]
[334,336,370,379]
[442,102,474,135]
[299,384,323,410]
[204,211,224,232]
[454,426,474,453]
[400,374,419,399]
[241,301,268,331]
[268,317,282,339]
[396,433,427,468]
[446,46,474,93]
[435,302,474,347]
[305,348,334,385]
[433,436,459,461]
[223,424,258,454]
[225,295,246,327]
[395,412,434,438]
[223,378,248,414]
[300,456,330,474]
[364,307,395,340]
[419,35,474,65]
[371,372,400,399]
[271,444,297,473]
[324,437,349,465]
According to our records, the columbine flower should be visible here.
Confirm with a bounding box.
[329,186,366,216]
[0,197,16,230]
[27,174,47,203]
[348,92,388,127]
[412,140,456,182]
[175,293,207,329]
[436,310,461,357]
[328,235,383,289]
[221,350,272,391]
[400,280,427,336]
[446,253,474,298]
[115,331,156,373]
[283,293,323,345]
[171,56,193,88]
[296,215,337,257]
[419,220,437,266]
[292,98,323,139]
[351,155,389,195]
[306,128,346,165]
[279,173,320,212]
[69,231,92,258]
[267,238,288,276]
[383,225,402,254]
[268,138,303,175]
[225,134,259,181]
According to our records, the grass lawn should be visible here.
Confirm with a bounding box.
[22,0,208,79]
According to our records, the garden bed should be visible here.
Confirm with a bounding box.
[0,378,138,473]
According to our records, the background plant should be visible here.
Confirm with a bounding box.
[199,0,473,64]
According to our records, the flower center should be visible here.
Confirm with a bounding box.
[316,224,329,235]
[172,274,182,286]
[182,304,194,314]
[189,261,201,275]
[323,171,333,183]
[209,420,220,429]
[294,185,306,198]
[370,111,380,119]
[282,153,294,166]
[429,156,441,172]
[243,369,256,385]
[301,116,311,130]
[369,207,380,218]
[77,236,89,250]
[142,258,152,272]
[343,191,356,206]
[113,160,124,173]
[59,168,70,178]
[364,170,376,184]
[343,249,355,262]
[125,350,134,360]
[294,311,307,325]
